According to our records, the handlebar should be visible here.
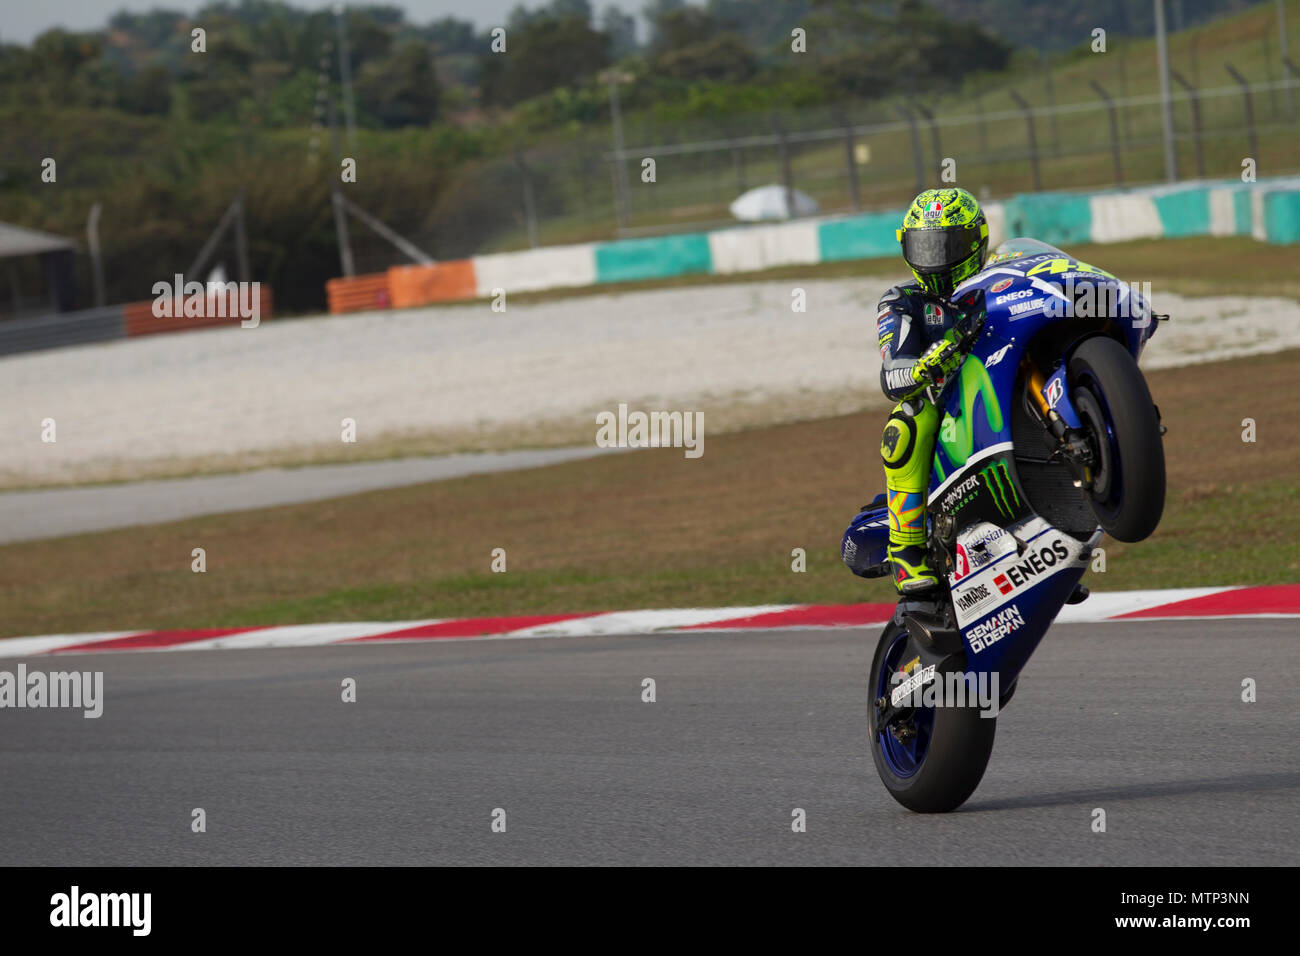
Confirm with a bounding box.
[922,310,986,405]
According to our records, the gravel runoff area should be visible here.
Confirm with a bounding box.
[4,279,1298,487]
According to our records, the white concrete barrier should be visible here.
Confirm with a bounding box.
[1089,194,1163,243]
[472,242,597,297]
[706,221,821,274]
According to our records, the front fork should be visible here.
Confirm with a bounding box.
[1024,357,1097,491]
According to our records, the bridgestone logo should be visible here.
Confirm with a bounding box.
[968,605,1024,653]
[956,583,992,611]
[890,663,937,706]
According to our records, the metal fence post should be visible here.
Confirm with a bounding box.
[1169,71,1205,179]
[896,106,925,193]
[1284,57,1300,121]
[1117,46,1132,143]
[1281,0,1295,118]
[774,113,795,217]
[234,188,250,283]
[709,140,720,205]
[86,202,105,308]
[1263,29,1278,117]
[1042,53,1061,156]
[1008,90,1042,192]
[836,109,861,212]
[913,102,942,180]
[515,151,539,249]
[605,72,631,231]
[1224,63,1259,163]
[1088,80,1124,187]
[328,96,355,277]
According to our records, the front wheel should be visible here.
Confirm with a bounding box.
[868,621,996,813]
[1069,336,1166,543]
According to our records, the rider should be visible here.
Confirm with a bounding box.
[877,187,989,594]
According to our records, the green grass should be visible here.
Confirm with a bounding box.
[1100,478,1300,589]
[2,344,1297,638]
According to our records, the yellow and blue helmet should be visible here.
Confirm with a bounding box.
[896,188,989,297]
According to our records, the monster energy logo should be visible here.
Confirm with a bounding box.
[980,460,1021,518]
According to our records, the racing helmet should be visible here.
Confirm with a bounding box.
[897,188,990,297]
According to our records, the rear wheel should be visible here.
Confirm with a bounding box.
[1069,336,1166,543]
[868,622,996,813]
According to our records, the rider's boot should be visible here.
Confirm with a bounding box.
[881,399,941,596]
[888,537,939,595]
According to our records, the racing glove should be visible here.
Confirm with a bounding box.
[911,332,964,386]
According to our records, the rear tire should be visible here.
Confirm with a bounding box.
[868,622,997,813]
[1069,336,1166,543]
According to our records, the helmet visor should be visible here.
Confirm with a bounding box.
[902,224,980,272]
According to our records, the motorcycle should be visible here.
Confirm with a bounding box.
[841,238,1167,812]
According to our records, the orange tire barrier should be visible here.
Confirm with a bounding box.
[386,259,478,308]
[326,272,391,314]
[124,286,274,336]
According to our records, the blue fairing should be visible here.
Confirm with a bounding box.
[842,494,891,577]
[929,237,1154,496]
[958,237,1156,358]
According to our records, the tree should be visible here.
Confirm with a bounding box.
[654,33,757,84]
[427,16,479,55]
[804,0,1011,99]
[120,63,174,116]
[549,0,594,21]
[600,6,638,59]
[479,15,610,107]
[356,40,440,128]
[650,7,718,53]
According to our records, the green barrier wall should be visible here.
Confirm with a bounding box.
[816,210,906,262]
[1001,193,1094,246]
[594,233,712,283]
[1153,189,1211,238]
[1263,190,1300,243]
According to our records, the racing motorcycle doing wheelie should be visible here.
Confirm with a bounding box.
[841,238,1167,813]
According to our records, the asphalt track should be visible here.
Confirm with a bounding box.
[1,618,1296,866]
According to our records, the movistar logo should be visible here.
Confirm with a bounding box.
[981,460,1021,518]
[937,357,1004,473]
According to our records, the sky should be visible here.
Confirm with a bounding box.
[0,0,663,46]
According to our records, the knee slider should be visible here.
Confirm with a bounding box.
[881,411,917,469]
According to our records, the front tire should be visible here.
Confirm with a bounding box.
[868,622,997,813]
[1069,336,1166,543]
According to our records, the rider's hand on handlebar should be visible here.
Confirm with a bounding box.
[912,334,964,386]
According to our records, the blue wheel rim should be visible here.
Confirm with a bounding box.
[1074,369,1123,510]
[875,629,935,778]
